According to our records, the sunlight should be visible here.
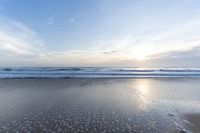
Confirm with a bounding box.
[135,79,150,96]
[133,46,153,60]
[132,79,152,111]
[134,53,148,60]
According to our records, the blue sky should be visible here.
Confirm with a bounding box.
[0,0,200,67]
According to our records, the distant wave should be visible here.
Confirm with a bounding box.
[1,67,200,79]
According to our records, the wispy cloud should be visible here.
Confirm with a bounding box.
[89,17,200,61]
[149,46,200,60]
[1,10,200,67]
[0,16,45,59]
[1,14,200,67]
[0,16,124,66]
[47,16,54,25]
[69,18,75,23]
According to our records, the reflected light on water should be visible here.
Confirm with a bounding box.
[133,79,152,111]
[136,80,149,96]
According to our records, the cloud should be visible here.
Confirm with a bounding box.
[47,16,54,25]
[0,16,127,67]
[102,50,118,55]
[0,16,45,59]
[89,16,200,60]
[1,11,200,67]
[149,46,200,60]
[139,46,200,67]
[69,18,75,23]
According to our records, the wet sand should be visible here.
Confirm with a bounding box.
[0,78,199,133]
[184,114,200,133]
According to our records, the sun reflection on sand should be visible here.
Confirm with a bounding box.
[136,80,149,95]
[133,79,152,111]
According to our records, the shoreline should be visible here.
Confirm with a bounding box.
[1,76,200,79]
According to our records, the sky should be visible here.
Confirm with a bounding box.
[0,0,200,67]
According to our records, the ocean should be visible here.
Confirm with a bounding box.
[1,67,200,78]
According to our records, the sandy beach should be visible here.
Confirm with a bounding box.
[184,114,200,133]
[0,78,199,133]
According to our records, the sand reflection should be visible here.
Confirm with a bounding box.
[133,79,152,111]
[136,80,150,96]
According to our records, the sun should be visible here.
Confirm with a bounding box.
[133,46,153,60]
[134,53,147,60]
